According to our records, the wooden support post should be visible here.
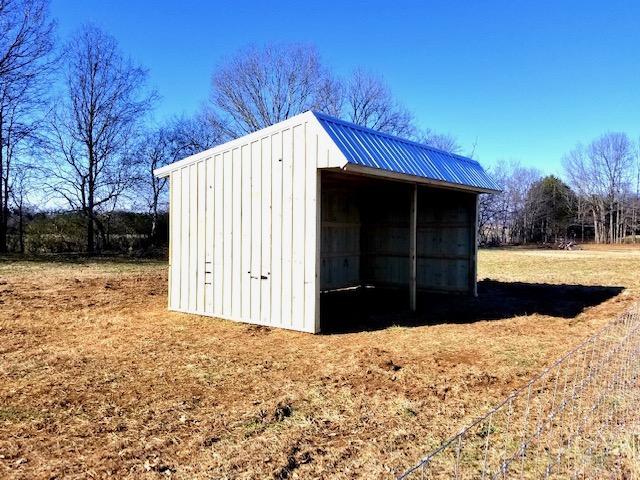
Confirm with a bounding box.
[409,184,417,311]
[470,193,479,297]
[314,171,322,333]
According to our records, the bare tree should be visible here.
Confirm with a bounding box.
[135,127,169,243]
[563,133,635,244]
[0,0,55,252]
[167,113,225,159]
[423,132,461,154]
[8,160,32,252]
[314,74,344,117]
[135,114,224,242]
[341,70,465,150]
[342,69,414,137]
[0,0,54,77]
[634,138,640,242]
[47,25,155,254]
[209,42,473,166]
[415,128,462,154]
[209,43,419,139]
[479,160,541,244]
[210,43,335,136]
[1,84,36,251]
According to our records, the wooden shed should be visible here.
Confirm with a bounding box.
[155,111,499,333]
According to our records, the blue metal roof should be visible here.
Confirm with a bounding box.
[313,111,500,192]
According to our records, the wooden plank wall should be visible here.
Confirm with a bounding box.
[320,174,412,290]
[360,183,411,287]
[320,178,361,291]
[318,173,476,295]
[168,120,324,333]
[416,189,475,292]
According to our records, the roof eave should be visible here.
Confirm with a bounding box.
[154,167,171,178]
[340,164,501,194]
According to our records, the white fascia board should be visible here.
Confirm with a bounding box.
[308,111,349,169]
[154,111,321,178]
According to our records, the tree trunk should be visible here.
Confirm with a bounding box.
[0,109,6,254]
[94,215,108,251]
[150,209,158,245]
[620,204,625,243]
[0,198,5,254]
[99,226,107,251]
[609,201,614,244]
[600,205,607,244]
[87,212,94,254]
[87,145,95,253]
[18,204,24,254]
[0,178,7,253]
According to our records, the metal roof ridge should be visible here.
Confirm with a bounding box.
[310,110,480,166]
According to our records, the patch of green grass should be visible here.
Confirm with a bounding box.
[402,406,417,417]
[476,422,496,439]
[0,406,36,422]
[0,255,167,275]
[243,418,266,437]
[498,348,535,368]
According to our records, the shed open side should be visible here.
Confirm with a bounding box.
[318,171,478,330]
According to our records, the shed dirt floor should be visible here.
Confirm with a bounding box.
[1,246,640,479]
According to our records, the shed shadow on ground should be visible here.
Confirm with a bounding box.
[319,280,625,334]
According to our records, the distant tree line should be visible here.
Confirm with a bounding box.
[0,1,637,255]
[480,133,640,245]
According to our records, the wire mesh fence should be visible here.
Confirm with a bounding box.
[398,303,640,479]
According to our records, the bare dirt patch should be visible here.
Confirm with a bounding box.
[1,249,639,479]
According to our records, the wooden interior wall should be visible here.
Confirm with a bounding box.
[320,174,361,290]
[320,172,476,295]
[360,183,412,287]
[320,173,411,291]
[416,189,475,292]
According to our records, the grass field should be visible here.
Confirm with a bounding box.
[1,246,640,479]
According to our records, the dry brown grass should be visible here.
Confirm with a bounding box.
[1,248,640,479]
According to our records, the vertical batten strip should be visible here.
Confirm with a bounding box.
[189,163,198,312]
[304,125,318,332]
[291,124,305,330]
[170,169,181,309]
[180,166,189,310]
[271,131,283,326]
[205,158,214,313]
[241,145,251,320]
[261,136,272,324]
[281,128,293,327]
[250,140,262,324]
[197,161,206,312]
[168,172,172,308]
[223,150,233,316]
[232,148,242,318]
[213,155,223,314]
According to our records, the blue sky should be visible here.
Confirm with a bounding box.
[52,0,640,174]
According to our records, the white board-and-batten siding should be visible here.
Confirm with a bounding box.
[167,115,341,333]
